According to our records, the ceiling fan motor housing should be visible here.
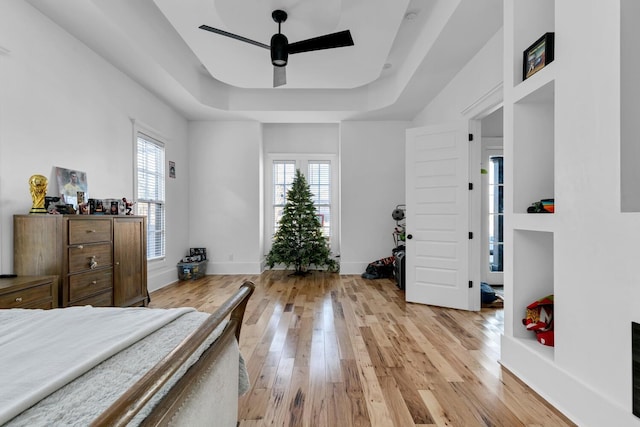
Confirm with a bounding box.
[271,33,288,66]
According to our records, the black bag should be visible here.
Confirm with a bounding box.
[362,256,395,279]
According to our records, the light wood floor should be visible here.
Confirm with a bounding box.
[149,271,575,427]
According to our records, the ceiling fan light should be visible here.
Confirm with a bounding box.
[271,33,288,66]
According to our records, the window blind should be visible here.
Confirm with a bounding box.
[136,133,165,259]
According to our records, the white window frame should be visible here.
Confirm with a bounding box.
[134,124,166,261]
[482,145,504,285]
[265,153,339,258]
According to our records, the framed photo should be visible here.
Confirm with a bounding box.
[55,167,88,209]
[169,161,176,178]
[523,32,554,80]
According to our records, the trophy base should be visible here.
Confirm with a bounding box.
[29,207,48,214]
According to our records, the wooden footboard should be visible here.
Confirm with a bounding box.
[91,281,255,427]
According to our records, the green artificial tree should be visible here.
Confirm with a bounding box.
[266,169,338,275]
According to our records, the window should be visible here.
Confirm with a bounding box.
[307,161,331,238]
[488,155,504,272]
[267,155,338,254]
[136,132,165,260]
[272,161,296,234]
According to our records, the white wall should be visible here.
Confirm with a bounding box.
[412,28,504,127]
[0,1,190,291]
[263,123,340,262]
[188,120,405,276]
[340,121,408,274]
[188,121,263,274]
[263,124,338,154]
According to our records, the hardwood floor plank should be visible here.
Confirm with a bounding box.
[149,272,576,427]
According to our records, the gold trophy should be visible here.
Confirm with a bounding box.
[29,174,48,214]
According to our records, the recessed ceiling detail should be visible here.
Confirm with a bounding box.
[198,9,354,88]
[25,0,503,122]
[153,0,409,89]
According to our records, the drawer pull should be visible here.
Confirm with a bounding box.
[91,280,97,285]
[77,245,84,250]
[15,297,22,303]
[87,229,97,233]
[89,256,98,269]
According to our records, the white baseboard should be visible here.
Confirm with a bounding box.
[207,261,262,275]
[500,335,634,427]
[338,261,368,275]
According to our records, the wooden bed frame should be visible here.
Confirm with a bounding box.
[91,281,255,427]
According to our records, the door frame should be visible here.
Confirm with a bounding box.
[461,83,503,310]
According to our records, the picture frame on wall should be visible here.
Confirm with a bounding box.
[523,32,554,80]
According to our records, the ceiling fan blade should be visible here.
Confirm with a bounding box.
[273,65,286,87]
[288,30,354,55]
[198,25,269,50]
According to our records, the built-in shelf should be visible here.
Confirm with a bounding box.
[513,62,556,104]
[511,212,557,232]
[514,335,555,362]
[513,79,555,213]
[512,229,554,357]
[512,0,555,87]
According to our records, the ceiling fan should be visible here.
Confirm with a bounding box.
[199,10,354,87]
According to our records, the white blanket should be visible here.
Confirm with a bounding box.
[0,306,194,425]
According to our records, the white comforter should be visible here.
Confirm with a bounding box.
[0,306,195,425]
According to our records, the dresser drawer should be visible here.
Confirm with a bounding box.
[68,218,112,244]
[68,290,113,307]
[0,281,54,309]
[68,269,113,302]
[68,242,113,273]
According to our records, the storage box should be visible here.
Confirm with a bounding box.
[177,260,208,280]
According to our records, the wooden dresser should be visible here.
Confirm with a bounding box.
[0,276,59,309]
[13,215,148,308]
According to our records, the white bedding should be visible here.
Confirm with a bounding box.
[0,306,202,425]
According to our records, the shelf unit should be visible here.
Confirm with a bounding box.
[503,0,556,361]
[502,1,638,424]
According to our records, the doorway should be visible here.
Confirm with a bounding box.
[480,108,504,287]
[404,91,503,311]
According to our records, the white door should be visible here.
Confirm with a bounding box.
[405,122,472,310]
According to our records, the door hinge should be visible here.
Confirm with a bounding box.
[468,182,473,190]
[468,133,474,142]
[469,281,473,288]
[468,232,473,239]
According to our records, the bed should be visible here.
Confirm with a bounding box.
[0,281,255,427]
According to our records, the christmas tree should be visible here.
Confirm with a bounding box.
[266,169,338,275]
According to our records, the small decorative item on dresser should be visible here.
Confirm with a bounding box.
[28,174,48,214]
[523,32,554,80]
[123,198,135,215]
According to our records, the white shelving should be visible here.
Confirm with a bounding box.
[512,230,554,357]
[513,77,555,214]
[503,2,637,424]
[503,0,557,374]
[510,213,556,233]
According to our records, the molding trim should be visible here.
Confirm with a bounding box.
[460,82,504,119]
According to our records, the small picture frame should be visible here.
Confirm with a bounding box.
[109,201,119,215]
[523,32,554,80]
